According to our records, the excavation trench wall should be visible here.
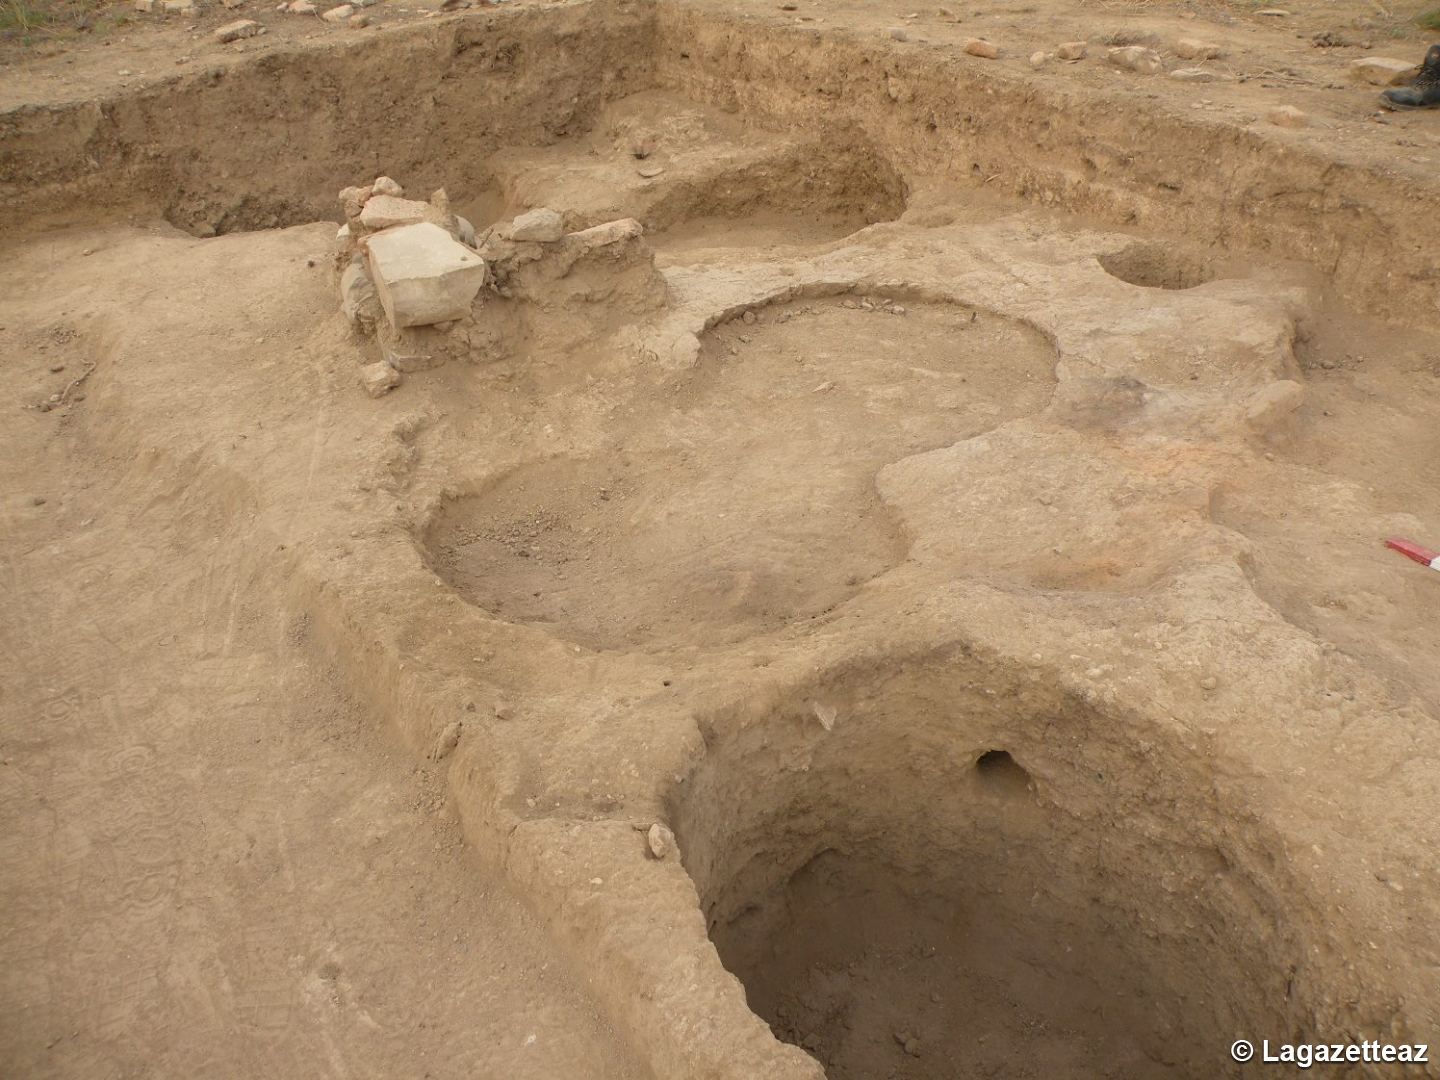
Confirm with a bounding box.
[0,0,656,236]
[4,0,1439,326]
[651,6,1440,326]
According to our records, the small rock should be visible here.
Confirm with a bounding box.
[1108,45,1163,74]
[1266,105,1308,128]
[1056,40,1087,60]
[506,207,565,243]
[904,1037,922,1058]
[637,163,665,178]
[31,496,47,506]
[1173,38,1221,60]
[349,12,371,26]
[429,720,462,761]
[286,0,315,10]
[886,26,907,40]
[1200,676,1219,691]
[321,3,352,19]
[964,38,999,58]
[359,194,429,230]
[220,0,245,8]
[1029,49,1047,67]
[646,822,675,859]
[336,223,351,242]
[1170,67,1228,83]
[1254,8,1289,15]
[741,309,757,325]
[160,0,192,11]
[371,175,403,197]
[454,214,476,247]
[1348,56,1419,86]
[358,362,401,397]
[49,364,65,373]
[133,0,155,11]
[213,18,260,40]
[568,218,643,249]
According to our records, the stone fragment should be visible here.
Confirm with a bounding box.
[287,0,314,10]
[359,194,429,231]
[1108,45,1163,74]
[220,0,245,8]
[647,823,675,859]
[371,175,403,197]
[336,223,351,242]
[1348,57,1420,86]
[568,218,643,250]
[359,362,401,398]
[886,26,907,40]
[428,721,461,761]
[454,215,476,247]
[1029,50,1046,67]
[1170,67,1230,82]
[213,18,260,40]
[506,207,565,243]
[1056,40,1087,60]
[134,0,155,10]
[964,38,999,58]
[1174,38,1221,60]
[1266,105,1308,128]
[339,258,382,327]
[365,222,487,329]
[349,12,371,25]
[161,0,193,11]
[321,3,352,19]
[1244,379,1304,432]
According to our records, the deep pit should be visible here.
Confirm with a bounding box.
[673,654,1319,1079]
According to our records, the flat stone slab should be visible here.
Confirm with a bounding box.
[1348,57,1420,86]
[359,195,429,231]
[365,222,487,329]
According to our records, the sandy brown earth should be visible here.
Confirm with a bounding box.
[3,0,1440,1078]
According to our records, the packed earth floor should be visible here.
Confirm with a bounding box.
[3,0,1440,1077]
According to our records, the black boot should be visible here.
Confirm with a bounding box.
[1381,44,1440,109]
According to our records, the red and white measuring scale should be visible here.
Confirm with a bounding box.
[1386,538,1440,573]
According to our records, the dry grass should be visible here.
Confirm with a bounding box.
[0,0,122,42]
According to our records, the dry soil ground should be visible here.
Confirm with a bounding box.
[3,0,1440,1078]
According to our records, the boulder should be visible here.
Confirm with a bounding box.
[365,222,487,329]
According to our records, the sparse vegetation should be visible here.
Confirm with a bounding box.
[1418,6,1440,30]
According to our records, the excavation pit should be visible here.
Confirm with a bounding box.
[421,296,1056,651]
[672,657,1320,1079]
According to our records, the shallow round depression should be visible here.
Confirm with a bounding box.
[671,654,1325,1079]
[422,295,1056,651]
